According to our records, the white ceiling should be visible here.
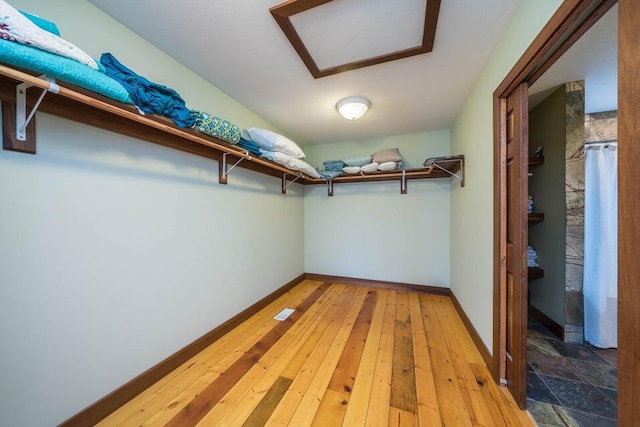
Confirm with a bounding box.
[87,0,523,145]
[529,5,617,113]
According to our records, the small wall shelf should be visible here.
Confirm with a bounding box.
[528,213,545,223]
[529,156,545,166]
[528,267,545,280]
[306,155,465,196]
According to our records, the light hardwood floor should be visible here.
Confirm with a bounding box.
[98,280,534,426]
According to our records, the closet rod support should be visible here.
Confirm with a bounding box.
[219,150,250,184]
[282,173,302,194]
[326,179,333,197]
[16,75,58,141]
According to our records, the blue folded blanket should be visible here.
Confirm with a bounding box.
[317,169,342,180]
[0,39,132,104]
[20,11,60,36]
[101,52,195,128]
[237,137,262,157]
[323,160,346,171]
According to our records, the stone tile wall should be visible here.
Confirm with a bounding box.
[564,81,585,343]
[563,79,618,343]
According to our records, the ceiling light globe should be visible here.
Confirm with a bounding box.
[336,96,370,120]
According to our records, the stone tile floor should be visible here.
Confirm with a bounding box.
[526,319,617,426]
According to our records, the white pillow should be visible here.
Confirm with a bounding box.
[360,162,379,173]
[261,151,320,178]
[246,128,305,159]
[342,166,361,174]
[377,161,399,171]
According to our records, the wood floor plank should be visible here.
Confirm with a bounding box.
[341,290,389,426]
[408,293,442,426]
[264,287,370,426]
[164,283,330,427]
[99,283,535,427]
[195,284,358,426]
[389,291,418,414]
[388,406,419,427]
[364,290,396,427]
[287,290,380,426]
[241,376,292,427]
[97,281,320,426]
[160,286,346,426]
[311,288,379,427]
[433,297,496,426]
[419,294,473,427]
[432,295,484,365]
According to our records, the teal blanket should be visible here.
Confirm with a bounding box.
[0,39,132,104]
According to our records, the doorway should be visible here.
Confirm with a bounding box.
[492,0,639,425]
[526,77,618,423]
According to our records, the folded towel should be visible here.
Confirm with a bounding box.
[0,38,132,103]
[236,137,262,157]
[323,160,346,171]
[317,169,342,180]
[0,1,98,69]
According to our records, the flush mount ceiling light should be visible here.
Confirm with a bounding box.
[336,96,371,120]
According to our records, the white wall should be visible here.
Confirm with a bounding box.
[0,1,304,425]
[304,131,451,287]
[450,0,563,350]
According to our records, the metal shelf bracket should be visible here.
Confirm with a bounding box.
[401,169,407,194]
[16,75,58,141]
[424,156,465,187]
[219,150,250,184]
[282,173,302,194]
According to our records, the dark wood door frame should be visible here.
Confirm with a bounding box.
[492,0,640,421]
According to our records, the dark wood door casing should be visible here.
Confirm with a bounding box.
[504,84,529,409]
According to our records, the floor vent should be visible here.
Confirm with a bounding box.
[274,308,295,321]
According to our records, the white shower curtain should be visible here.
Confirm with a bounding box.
[584,143,618,348]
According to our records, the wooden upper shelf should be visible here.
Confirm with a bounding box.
[0,65,465,195]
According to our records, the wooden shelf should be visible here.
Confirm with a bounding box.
[528,267,544,279]
[0,65,465,197]
[528,213,544,222]
[529,156,544,166]
[0,64,316,190]
[306,155,465,196]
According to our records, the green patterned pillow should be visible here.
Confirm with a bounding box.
[192,111,241,144]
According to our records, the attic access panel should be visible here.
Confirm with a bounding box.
[270,0,441,78]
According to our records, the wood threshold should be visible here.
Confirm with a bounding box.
[59,274,307,427]
[304,273,450,296]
